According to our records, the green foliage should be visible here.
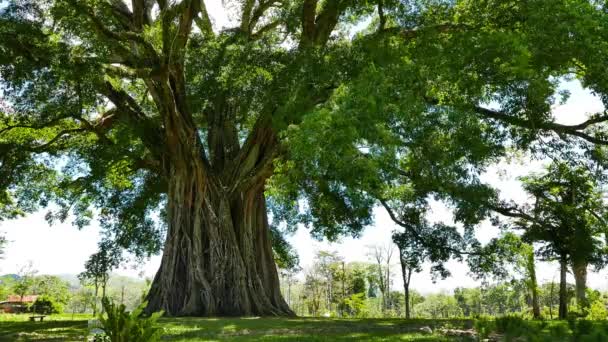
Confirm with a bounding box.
[12,262,37,300]
[587,299,608,321]
[494,315,530,337]
[0,316,477,341]
[473,318,495,340]
[31,295,63,314]
[343,293,367,317]
[413,294,462,319]
[573,319,595,338]
[1,0,608,269]
[99,298,163,342]
[33,275,71,307]
[270,225,300,270]
[517,162,608,267]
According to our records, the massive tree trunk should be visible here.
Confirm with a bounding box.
[558,257,568,319]
[144,94,292,315]
[572,260,588,309]
[146,168,293,316]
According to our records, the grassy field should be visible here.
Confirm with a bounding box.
[2,314,608,341]
[0,314,473,341]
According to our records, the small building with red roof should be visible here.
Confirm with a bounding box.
[0,295,39,313]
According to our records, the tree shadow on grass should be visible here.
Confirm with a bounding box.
[0,320,87,341]
[161,318,475,341]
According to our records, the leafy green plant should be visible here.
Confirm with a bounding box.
[495,315,526,334]
[587,299,608,320]
[98,298,163,342]
[31,295,63,314]
[547,322,570,340]
[473,318,495,339]
[343,293,368,318]
[573,320,595,338]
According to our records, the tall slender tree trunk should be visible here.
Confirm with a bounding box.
[549,279,554,319]
[92,283,99,316]
[558,257,568,319]
[572,260,588,310]
[403,268,412,319]
[526,249,541,319]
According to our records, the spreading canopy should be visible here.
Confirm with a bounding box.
[1,0,608,260]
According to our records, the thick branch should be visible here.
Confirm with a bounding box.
[378,0,386,31]
[195,0,214,37]
[250,20,281,40]
[101,82,165,162]
[473,106,608,145]
[170,0,200,62]
[249,1,281,35]
[300,0,318,48]
[240,0,256,33]
[29,128,87,152]
[312,0,343,46]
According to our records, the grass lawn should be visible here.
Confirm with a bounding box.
[0,314,474,341]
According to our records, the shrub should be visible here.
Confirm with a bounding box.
[575,322,608,342]
[31,296,63,314]
[473,318,495,339]
[587,299,608,320]
[495,315,526,334]
[343,293,367,318]
[547,322,570,339]
[98,298,163,342]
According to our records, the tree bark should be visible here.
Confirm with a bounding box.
[93,283,98,316]
[558,257,568,319]
[141,84,292,316]
[572,260,588,309]
[145,169,293,316]
[526,250,541,319]
[403,269,411,319]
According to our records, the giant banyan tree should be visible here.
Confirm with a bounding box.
[1,0,608,316]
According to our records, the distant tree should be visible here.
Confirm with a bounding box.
[13,261,38,302]
[366,244,394,313]
[68,287,96,314]
[414,293,462,319]
[393,228,426,319]
[519,163,607,315]
[78,241,121,315]
[106,275,150,311]
[303,268,323,316]
[490,161,608,318]
[33,275,71,307]
[454,287,482,317]
[347,263,368,296]
[391,204,468,318]
[315,250,342,314]
[468,233,541,318]
[0,275,17,301]
[279,265,301,309]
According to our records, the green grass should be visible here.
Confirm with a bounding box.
[4,314,608,341]
[0,315,473,341]
[8,314,608,342]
